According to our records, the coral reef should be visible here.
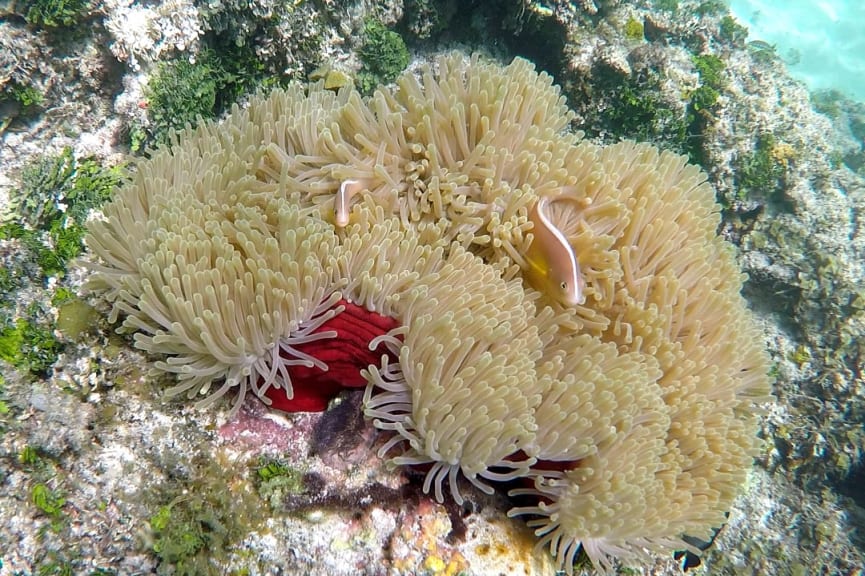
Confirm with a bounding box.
[84,53,769,573]
[103,0,203,72]
[2,0,864,574]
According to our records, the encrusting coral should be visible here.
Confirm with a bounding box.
[84,53,770,573]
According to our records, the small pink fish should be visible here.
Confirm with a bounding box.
[524,195,585,306]
[334,179,367,227]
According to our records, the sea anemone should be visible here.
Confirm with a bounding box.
[84,52,770,574]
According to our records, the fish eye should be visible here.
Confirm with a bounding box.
[560,281,568,291]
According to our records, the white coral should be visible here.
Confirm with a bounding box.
[104,0,203,71]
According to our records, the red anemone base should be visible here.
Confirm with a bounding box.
[262,299,400,412]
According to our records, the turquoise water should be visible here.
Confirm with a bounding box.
[729,0,865,101]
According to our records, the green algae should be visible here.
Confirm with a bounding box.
[56,299,99,342]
